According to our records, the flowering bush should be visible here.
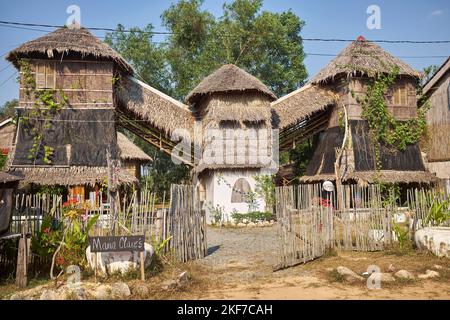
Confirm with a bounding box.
[32,198,99,270]
[0,148,8,170]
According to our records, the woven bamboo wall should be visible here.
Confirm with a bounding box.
[426,72,450,161]
[19,59,114,109]
[0,121,15,149]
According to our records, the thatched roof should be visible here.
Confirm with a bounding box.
[7,26,133,74]
[9,166,137,187]
[310,38,420,84]
[300,170,438,185]
[116,76,196,140]
[186,64,277,105]
[117,132,152,162]
[0,171,22,184]
[272,84,338,129]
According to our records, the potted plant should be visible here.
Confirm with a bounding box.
[414,197,450,257]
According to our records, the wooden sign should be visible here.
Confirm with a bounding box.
[89,235,145,253]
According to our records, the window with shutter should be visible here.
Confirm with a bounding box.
[35,61,56,89]
[231,178,252,203]
[393,86,407,106]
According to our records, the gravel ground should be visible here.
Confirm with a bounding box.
[196,225,283,283]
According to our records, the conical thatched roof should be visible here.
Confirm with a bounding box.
[310,38,420,84]
[7,26,133,74]
[117,132,152,162]
[186,64,277,105]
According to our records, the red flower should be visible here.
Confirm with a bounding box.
[43,227,50,234]
[1,148,9,155]
[56,255,65,266]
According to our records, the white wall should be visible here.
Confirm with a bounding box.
[202,169,269,223]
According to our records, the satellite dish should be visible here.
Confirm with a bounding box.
[322,180,335,192]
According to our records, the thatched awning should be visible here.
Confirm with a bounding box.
[117,132,152,162]
[9,166,137,187]
[116,76,196,141]
[310,38,420,84]
[186,64,277,105]
[300,170,438,185]
[272,84,338,129]
[0,171,22,184]
[7,26,133,74]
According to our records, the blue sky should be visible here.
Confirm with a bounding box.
[0,0,449,106]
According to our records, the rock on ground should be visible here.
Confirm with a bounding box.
[395,270,415,280]
[336,266,364,282]
[111,282,131,299]
[414,227,450,258]
[132,284,149,297]
[39,289,59,300]
[369,272,395,283]
[91,285,112,300]
[418,270,440,279]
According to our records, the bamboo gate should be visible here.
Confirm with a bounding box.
[275,184,396,270]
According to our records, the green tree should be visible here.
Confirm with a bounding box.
[422,65,439,84]
[0,99,18,119]
[105,24,172,94]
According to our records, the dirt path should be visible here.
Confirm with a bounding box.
[195,226,450,300]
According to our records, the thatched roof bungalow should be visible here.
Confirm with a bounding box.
[273,37,436,186]
[187,64,277,221]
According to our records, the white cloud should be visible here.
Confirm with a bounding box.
[431,10,443,16]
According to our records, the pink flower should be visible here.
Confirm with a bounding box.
[43,227,50,234]
[82,213,89,222]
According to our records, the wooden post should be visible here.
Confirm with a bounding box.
[15,223,29,288]
[140,251,145,281]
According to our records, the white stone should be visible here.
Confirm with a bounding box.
[387,264,396,272]
[247,222,256,227]
[395,270,415,280]
[86,242,154,276]
[263,221,271,226]
[418,270,440,279]
[237,223,246,228]
[40,289,59,300]
[414,227,450,257]
[132,284,149,297]
[369,272,395,283]
[336,266,364,282]
[111,282,131,299]
[433,264,443,270]
[92,285,112,300]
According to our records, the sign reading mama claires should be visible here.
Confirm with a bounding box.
[89,235,145,253]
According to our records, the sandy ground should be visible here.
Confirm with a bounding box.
[195,226,450,300]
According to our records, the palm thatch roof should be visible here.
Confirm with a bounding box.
[310,38,420,84]
[422,56,450,96]
[9,166,137,187]
[117,132,152,162]
[272,84,338,129]
[116,76,196,140]
[186,64,277,105]
[300,170,438,186]
[7,26,133,74]
[0,171,22,184]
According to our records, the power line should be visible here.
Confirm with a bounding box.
[305,53,449,59]
[0,20,172,35]
[0,71,18,88]
[1,20,450,44]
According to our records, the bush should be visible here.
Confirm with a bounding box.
[231,211,272,224]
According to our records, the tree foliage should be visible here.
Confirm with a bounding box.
[0,99,18,119]
[105,0,308,194]
[106,0,307,99]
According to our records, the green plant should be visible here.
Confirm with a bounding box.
[351,66,429,170]
[254,175,275,213]
[207,203,224,225]
[231,211,271,224]
[152,235,172,256]
[424,198,450,226]
[0,148,8,170]
[393,223,409,250]
[18,59,69,164]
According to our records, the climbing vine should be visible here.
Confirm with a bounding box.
[18,59,69,164]
[351,66,429,170]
